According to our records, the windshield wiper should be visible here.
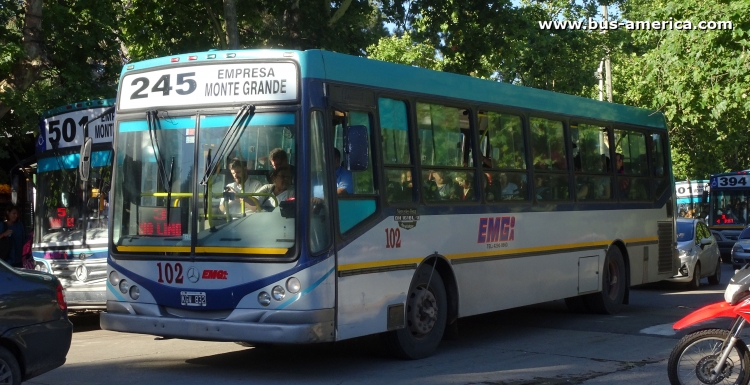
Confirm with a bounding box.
[200,104,255,186]
[146,110,172,203]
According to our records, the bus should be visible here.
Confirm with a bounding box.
[33,99,115,309]
[675,180,709,219]
[101,49,677,358]
[708,171,750,262]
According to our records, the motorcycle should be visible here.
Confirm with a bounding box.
[668,264,750,385]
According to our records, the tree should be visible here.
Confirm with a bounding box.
[614,0,750,179]
[122,0,387,61]
[366,33,444,71]
[0,0,121,160]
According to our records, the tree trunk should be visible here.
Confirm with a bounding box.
[0,0,46,121]
[223,0,240,49]
[206,1,227,49]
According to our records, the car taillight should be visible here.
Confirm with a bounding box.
[56,284,67,311]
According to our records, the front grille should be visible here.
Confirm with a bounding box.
[657,221,675,274]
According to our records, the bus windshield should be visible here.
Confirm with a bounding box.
[111,112,296,256]
[710,188,750,226]
[36,151,112,244]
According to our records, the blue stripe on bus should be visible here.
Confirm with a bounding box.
[277,266,335,310]
[119,117,196,132]
[200,113,295,128]
[107,280,126,301]
[38,150,112,172]
[107,253,332,311]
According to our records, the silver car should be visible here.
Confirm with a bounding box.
[731,227,750,269]
[669,218,721,289]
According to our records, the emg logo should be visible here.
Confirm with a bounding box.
[477,216,516,244]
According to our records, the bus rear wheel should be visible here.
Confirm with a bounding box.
[584,246,626,314]
[383,266,447,360]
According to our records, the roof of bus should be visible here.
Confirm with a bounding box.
[40,99,116,119]
[121,49,667,129]
[710,171,750,177]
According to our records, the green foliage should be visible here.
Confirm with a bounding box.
[366,34,444,70]
[0,0,121,159]
[614,0,750,179]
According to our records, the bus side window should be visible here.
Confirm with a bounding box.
[379,98,413,204]
[332,109,378,234]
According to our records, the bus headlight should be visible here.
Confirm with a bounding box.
[119,279,131,294]
[109,271,121,286]
[272,285,285,301]
[258,292,271,306]
[286,277,301,294]
[129,285,140,300]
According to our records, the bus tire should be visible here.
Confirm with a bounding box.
[382,267,448,360]
[0,345,21,385]
[585,247,626,314]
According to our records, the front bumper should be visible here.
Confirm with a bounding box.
[100,301,334,344]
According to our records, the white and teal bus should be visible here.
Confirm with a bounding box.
[708,171,750,262]
[675,180,709,219]
[33,99,115,309]
[101,49,677,358]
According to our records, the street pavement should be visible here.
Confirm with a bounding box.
[27,263,737,385]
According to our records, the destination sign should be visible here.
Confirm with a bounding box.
[119,62,298,111]
[710,175,750,189]
[39,107,115,151]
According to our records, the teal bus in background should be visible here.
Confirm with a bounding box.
[33,99,115,310]
[675,180,709,219]
[100,49,677,358]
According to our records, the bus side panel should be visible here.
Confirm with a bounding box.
[336,271,411,341]
[453,251,601,317]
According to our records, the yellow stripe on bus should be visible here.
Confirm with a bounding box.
[337,238,664,272]
[447,240,612,262]
[116,246,191,253]
[195,247,288,255]
[338,258,424,272]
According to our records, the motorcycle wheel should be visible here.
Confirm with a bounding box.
[668,328,750,385]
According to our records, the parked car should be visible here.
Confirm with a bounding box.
[669,218,722,289]
[731,226,750,269]
[0,260,72,385]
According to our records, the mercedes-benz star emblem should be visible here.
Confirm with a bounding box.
[187,267,199,283]
[75,264,89,282]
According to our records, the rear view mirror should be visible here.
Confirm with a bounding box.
[79,137,92,182]
[700,237,713,246]
[344,125,369,171]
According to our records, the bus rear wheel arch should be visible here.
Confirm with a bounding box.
[382,259,452,359]
[584,245,627,314]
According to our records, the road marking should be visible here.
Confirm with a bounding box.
[640,323,676,336]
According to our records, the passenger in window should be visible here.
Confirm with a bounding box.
[482,173,495,202]
[534,175,550,200]
[401,170,413,189]
[333,148,353,195]
[220,158,263,215]
[268,148,296,184]
[499,173,519,200]
[457,174,473,200]
[254,165,295,210]
[428,170,457,200]
[615,153,630,199]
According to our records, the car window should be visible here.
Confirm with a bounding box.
[697,223,710,241]
[676,221,694,242]
[740,227,750,240]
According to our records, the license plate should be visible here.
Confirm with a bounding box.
[180,291,206,307]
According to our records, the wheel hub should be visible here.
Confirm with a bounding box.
[695,355,734,384]
[407,286,438,338]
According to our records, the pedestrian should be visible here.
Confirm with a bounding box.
[3,206,26,268]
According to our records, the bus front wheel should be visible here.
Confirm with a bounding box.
[382,265,448,360]
[585,246,626,314]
